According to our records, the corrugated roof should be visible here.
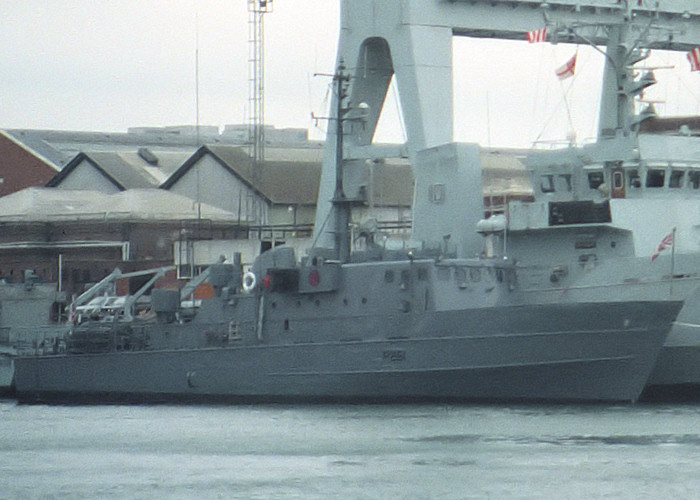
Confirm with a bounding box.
[204,145,415,206]
[47,150,192,189]
[207,145,322,204]
[3,129,200,168]
[0,130,65,168]
[166,144,530,207]
[82,152,160,189]
[84,151,189,188]
[0,187,242,223]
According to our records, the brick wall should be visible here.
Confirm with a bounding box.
[0,133,58,196]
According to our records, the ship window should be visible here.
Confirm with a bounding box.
[670,170,685,188]
[587,172,604,189]
[540,175,555,193]
[558,174,572,192]
[690,171,700,189]
[417,268,428,281]
[455,268,467,284]
[429,184,446,203]
[612,171,624,190]
[646,169,665,188]
[540,175,554,193]
[628,170,641,188]
[384,270,394,283]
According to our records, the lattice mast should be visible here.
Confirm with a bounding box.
[247,0,273,187]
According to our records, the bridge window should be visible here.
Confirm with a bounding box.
[670,170,685,188]
[628,170,641,188]
[557,174,572,192]
[588,172,604,189]
[646,169,665,188]
[690,171,700,189]
[540,175,554,193]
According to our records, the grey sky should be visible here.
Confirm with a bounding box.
[1,1,698,148]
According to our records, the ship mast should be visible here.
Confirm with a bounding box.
[332,63,353,263]
[596,0,656,145]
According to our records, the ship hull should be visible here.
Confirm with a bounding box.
[639,279,700,400]
[14,301,678,404]
[643,319,700,401]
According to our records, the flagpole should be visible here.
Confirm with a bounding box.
[670,226,677,296]
[671,227,676,274]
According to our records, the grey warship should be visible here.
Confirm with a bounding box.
[495,0,700,398]
[13,0,686,403]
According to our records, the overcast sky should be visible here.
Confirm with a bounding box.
[2,1,699,148]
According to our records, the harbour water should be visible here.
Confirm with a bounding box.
[1,399,699,499]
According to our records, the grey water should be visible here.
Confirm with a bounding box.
[1,400,699,499]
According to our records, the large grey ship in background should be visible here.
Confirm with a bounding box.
[13,0,688,404]
[510,0,700,399]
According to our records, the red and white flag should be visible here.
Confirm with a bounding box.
[688,47,700,71]
[528,28,547,43]
[651,232,674,262]
[556,54,577,80]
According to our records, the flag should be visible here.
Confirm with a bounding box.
[528,28,547,43]
[651,232,674,262]
[556,54,577,80]
[688,47,700,72]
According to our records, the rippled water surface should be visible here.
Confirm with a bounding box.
[1,400,699,498]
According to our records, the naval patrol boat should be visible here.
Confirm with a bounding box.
[13,58,682,403]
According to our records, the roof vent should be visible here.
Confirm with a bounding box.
[138,147,159,165]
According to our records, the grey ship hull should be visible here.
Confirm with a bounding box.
[14,301,678,404]
[643,283,700,400]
